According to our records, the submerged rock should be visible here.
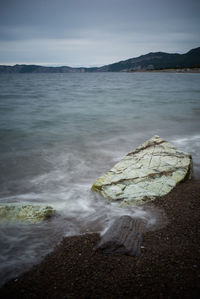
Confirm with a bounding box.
[92,135,193,206]
[0,204,55,223]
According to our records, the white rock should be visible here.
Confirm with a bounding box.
[91,135,193,206]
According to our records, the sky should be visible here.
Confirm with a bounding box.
[0,0,199,67]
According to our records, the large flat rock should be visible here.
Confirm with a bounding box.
[92,135,193,206]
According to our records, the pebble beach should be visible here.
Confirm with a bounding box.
[0,179,199,298]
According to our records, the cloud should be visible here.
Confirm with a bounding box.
[0,0,199,65]
[1,31,199,67]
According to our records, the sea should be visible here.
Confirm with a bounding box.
[0,72,200,286]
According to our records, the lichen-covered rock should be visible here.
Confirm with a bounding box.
[0,204,55,223]
[92,135,193,206]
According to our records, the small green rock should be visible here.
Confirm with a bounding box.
[0,204,56,223]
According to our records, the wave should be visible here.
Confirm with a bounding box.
[172,134,200,177]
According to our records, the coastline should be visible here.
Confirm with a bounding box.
[126,68,200,73]
[0,179,200,298]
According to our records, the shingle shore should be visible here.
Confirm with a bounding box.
[0,180,199,299]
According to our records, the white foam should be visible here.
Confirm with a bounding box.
[172,134,200,146]
[1,132,199,287]
[172,134,200,177]
[0,193,44,203]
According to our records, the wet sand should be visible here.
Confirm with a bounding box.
[0,180,200,298]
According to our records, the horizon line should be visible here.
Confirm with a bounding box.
[0,46,199,69]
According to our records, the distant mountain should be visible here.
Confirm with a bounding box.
[0,64,97,73]
[0,47,200,73]
[98,47,200,72]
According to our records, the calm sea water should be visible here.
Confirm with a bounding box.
[0,72,200,285]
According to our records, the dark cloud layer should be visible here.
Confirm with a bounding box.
[0,0,199,66]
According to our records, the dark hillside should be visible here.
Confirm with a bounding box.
[0,47,199,73]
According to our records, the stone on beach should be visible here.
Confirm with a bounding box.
[92,135,193,206]
[0,204,55,223]
[95,215,145,257]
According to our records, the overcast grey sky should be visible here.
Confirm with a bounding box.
[0,0,199,66]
